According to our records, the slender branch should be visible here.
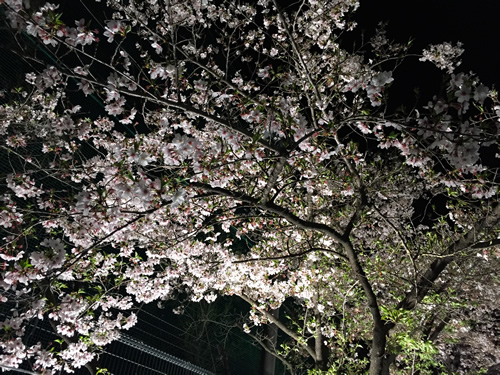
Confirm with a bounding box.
[271,0,322,102]
[334,132,367,238]
[190,181,344,242]
[471,238,500,249]
[230,247,348,264]
[240,294,317,361]
[53,204,167,278]
[372,204,419,295]
[261,156,287,205]
[53,36,284,154]
[185,57,267,108]
[395,204,500,313]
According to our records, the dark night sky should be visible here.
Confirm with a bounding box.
[356,0,500,88]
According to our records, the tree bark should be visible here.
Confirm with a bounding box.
[262,309,279,375]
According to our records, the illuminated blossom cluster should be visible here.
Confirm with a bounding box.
[420,41,465,73]
[0,0,498,374]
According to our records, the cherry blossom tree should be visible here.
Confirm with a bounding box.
[0,0,499,374]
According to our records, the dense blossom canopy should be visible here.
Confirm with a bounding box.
[0,0,499,374]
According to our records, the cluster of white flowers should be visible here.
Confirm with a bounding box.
[1,0,499,372]
[6,174,43,200]
[30,238,66,273]
[60,341,95,369]
[103,20,126,43]
[420,42,464,73]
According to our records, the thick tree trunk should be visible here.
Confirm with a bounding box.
[217,344,231,375]
[262,309,279,375]
[315,325,325,370]
[369,322,388,375]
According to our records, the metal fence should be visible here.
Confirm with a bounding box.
[0,311,215,375]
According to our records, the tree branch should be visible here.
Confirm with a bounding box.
[230,247,348,264]
[395,204,500,313]
[240,294,317,362]
[191,181,385,373]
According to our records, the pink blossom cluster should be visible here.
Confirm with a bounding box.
[0,0,499,373]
